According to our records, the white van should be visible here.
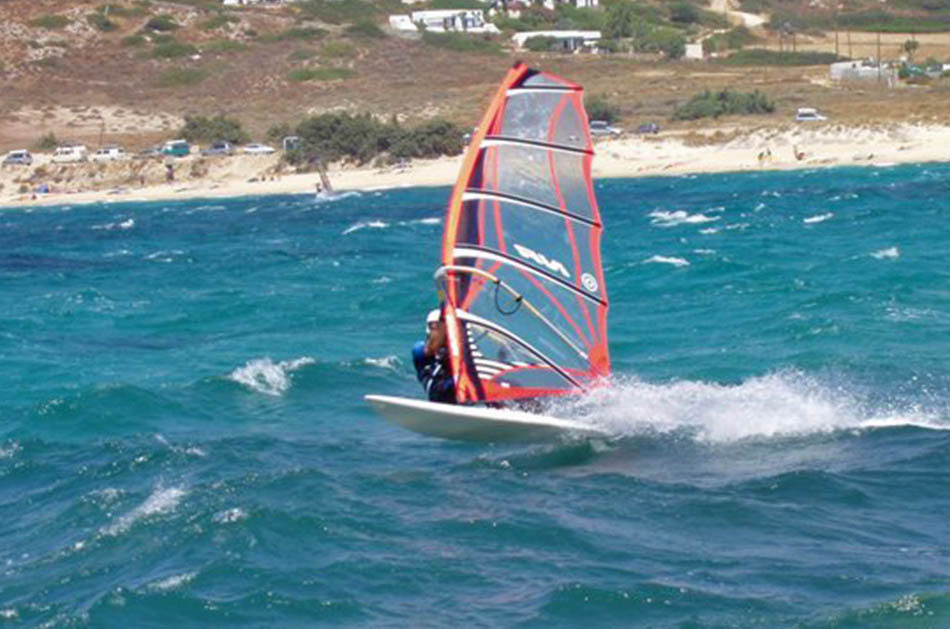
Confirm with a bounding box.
[92,146,127,162]
[52,144,88,163]
[795,107,827,122]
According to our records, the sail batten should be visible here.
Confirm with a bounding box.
[440,63,609,404]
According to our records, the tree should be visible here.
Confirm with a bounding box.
[904,39,919,62]
[604,0,637,39]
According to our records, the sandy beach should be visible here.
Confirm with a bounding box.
[2,122,948,209]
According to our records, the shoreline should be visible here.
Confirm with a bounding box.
[2,122,948,210]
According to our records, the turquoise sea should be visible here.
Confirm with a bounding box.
[2,163,950,626]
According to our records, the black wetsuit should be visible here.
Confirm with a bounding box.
[412,341,456,404]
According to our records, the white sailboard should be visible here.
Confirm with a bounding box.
[367,63,611,442]
[365,395,607,442]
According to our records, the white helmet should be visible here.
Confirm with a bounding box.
[425,308,441,333]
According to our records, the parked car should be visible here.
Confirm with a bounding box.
[162,139,191,158]
[3,149,33,165]
[201,141,234,156]
[137,146,163,159]
[590,120,622,137]
[52,144,88,163]
[795,107,827,122]
[635,122,661,134]
[92,145,127,162]
[243,143,275,155]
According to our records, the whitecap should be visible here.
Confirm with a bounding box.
[213,507,248,524]
[871,246,899,260]
[92,218,135,231]
[371,276,391,284]
[649,210,719,227]
[364,355,401,370]
[644,255,689,268]
[102,486,186,536]
[147,571,197,592]
[803,212,833,224]
[342,220,388,235]
[229,357,315,396]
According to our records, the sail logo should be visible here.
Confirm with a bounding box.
[513,243,571,279]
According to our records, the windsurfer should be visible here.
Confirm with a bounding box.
[411,307,456,404]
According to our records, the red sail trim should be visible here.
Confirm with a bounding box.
[443,63,531,403]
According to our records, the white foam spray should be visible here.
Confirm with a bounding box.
[102,486,186,536]
[649,210,719,227]
[229,357,315,396]
[554,371,948,443]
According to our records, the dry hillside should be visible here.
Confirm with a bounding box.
[2,0,950,154]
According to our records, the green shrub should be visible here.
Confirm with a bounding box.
[201,13,237,30]
[289,113,464,166]
[422,31,502,54]
[321,41,357,58]
[260,27,326,43]
[718,48,844,66]
[288,67,356,82]
[637,26,686,59]
[178,114,250,144]
[524,35,559,52]
[345,19,386,39]
[87,12,117,31]
[555,4,605,30]
[586,95,621,124]
[702,26,756,54]
[289,49,318,61]
[156,67,208,87]
[298,0,377,25]
[204,39,247,54]
[673,89,775,120]
[390,119,464,160]
[96,4,148,18]
[145,15,179,32]
[122,34,146,46]
[29,15,71,29]
[669,1,699,24]
[34,132,59,151]
[153,41,198,58]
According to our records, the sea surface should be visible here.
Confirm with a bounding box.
[2,164,950,627]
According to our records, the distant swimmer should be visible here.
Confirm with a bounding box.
[411,307,456,404]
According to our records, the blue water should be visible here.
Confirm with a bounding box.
[2,164,950,626]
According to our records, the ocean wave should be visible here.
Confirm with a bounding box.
[146,571,197,592]
[871,246,899,260]
[554,371,949,443]
[92,218,135,231]
[803,212,834,224]
[229,357,315,396]
[649,210,719,227]
[363,355,401,371]
[644,255,689,268]
[213,507,248,524]
[341,220,388,235]
[102,485,186,537]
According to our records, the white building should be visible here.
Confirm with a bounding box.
[511,30,601,52]
[540,0,597,9]
[389,14,418,31]
[830,60,897,87]
[684,43,704,60]
[408,9,499,33]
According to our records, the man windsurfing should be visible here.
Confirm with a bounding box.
[411,307,456,404]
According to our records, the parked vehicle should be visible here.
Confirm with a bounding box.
[243,143,275,155]
[138,146,163,158]
[52,144,88,163]
[635,122,661,134]
[162,139,191,158]
[92,146,127,162]
[590,120,622,137]
[795,107,827,122]
[3,149,33,166]
[201,141,234,156]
